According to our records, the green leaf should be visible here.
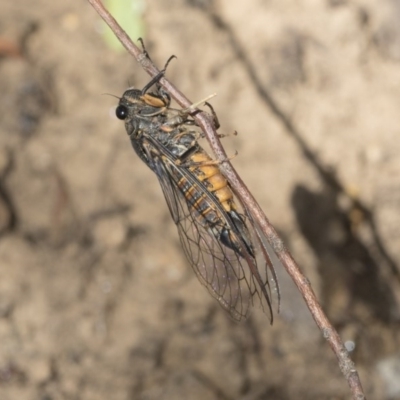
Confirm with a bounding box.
[102,0,145,51]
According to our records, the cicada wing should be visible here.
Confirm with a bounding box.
[152,155,274,321]
[240,201,282,317]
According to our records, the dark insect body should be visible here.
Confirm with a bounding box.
[116,58,279,322]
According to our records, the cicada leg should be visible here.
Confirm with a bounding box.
[138,39,176,107]
[204,101,220,130]
[141,54,176,97]
[138,37,152,61]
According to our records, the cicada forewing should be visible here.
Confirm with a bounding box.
[145,136,279,322]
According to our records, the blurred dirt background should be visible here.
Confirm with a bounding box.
[1,0,400,399]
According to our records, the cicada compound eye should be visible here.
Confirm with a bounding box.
[116,105,128,120]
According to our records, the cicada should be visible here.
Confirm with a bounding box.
[115,57,280,322]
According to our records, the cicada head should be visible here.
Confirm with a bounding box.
[116,88,170,122]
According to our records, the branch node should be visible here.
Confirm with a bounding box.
[270,235,284,253]
[322,327,332,339]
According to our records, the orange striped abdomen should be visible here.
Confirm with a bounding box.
[175,149,253,257]
[188,150,236,214]
[176,173,222,228]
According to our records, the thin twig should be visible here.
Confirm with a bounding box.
[87,1,366,398]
